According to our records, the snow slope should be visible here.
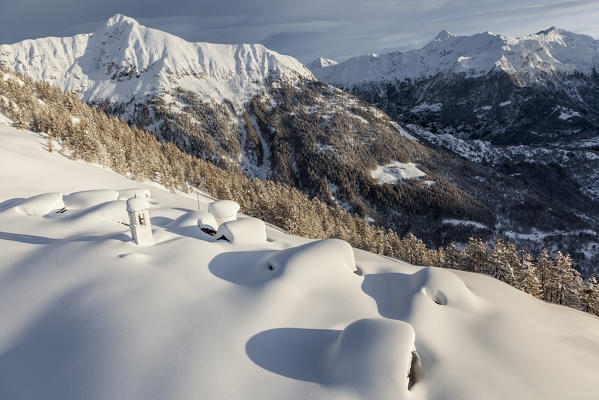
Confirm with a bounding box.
[1,119,599,399]
[370,161,426,184]
[311,28,599,86]
[0,14,314,104]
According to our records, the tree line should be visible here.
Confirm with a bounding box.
[0,67,597,317]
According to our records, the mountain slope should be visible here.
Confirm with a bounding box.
[1,118,599,400]
[309,28,599,275]
[0,14,313,104]
[313,28,599,86]
[0,15,500,248]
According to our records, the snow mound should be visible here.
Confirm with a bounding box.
[197,211,218,232]
[118,188,151,201]
[2,124,599,400]
[415,267,476,308]
[246,318,417,397]
[165,211,211,240]
[323,318,416,396]
[266,239,357,274]
[208,200,240,224]
[14,192,64,216]
[63,189,119,210]
[126,197,149,212]
[216,218,266,245]
[70,200,129,225]
[362,267,477,320]
[371,161,426,184]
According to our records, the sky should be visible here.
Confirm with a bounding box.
[1,0,598,63]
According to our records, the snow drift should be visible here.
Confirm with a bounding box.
[0,120,598,399]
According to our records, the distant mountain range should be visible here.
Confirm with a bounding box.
[1,16,598,275]
[309,28,599,275]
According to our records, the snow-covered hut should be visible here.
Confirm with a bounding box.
[216,218,266,245]
[126,197,153,246]
[197,211,219,236]
[208,200,240,225]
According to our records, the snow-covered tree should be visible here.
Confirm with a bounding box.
[463,237,489,273]
[536,248,553,301]
[518,250,542,298]
[583,276,599,316]
[444,242,462,270]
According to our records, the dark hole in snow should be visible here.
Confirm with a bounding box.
[56,207,67,214]
[217,235,229,241]
[268,264,274,271]
[408,350,421,391]
[433,291,447,305]
[200,227,217,236]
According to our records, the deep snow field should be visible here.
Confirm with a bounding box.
[1,117,599,400]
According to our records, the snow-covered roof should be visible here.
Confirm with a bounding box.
[197,211,218,231]
[126,197,149,212]
[216,218,266,244]
[208,200,240,219]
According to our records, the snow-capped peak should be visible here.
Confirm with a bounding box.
[433,29,455,41]
[105,13,139,27]
[307,57,338,69]
[309,27,599,87]
[0,14,314,105]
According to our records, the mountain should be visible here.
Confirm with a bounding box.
[307,57,338,74]
[309,28,599,276]
[312,27,599,87]
[0,14,501,248]
[2,17,598,274]
[1,117,599,400]
[0,14,313,105]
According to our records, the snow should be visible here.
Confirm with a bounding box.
[14,192,64,216]
[442,219,488,230]
[411,102,442,113]
[0,14,314,106]
[266,239,357,274]
[197,211,219,232]
[557,107,581,120]
[126,196,149,212]
[309,28,599,87]
[216,218,267,244]
[1,120,599,399]
[371,161,426,184]
[64,189,119,209]
[499,100,512,107]
[208,199,240,224]
[391,122,420,142]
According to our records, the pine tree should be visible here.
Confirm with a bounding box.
[536,248,553,301]
[444,242,462,270]
[518,250,542,298]
[584,276,599,316]
[463,237,489,273]
[563,268,584,310]
[489,239,516,285]
[551,252,572,305]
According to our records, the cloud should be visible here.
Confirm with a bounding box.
[0,0,597,62]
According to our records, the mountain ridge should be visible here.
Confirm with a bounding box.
[0,13,314,105]
[310,27,599,86]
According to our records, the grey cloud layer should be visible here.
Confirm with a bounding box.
[1,0,598,62]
